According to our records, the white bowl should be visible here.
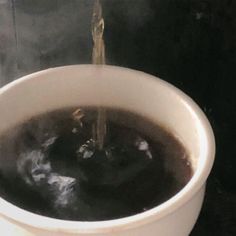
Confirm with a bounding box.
[0,65,215,236]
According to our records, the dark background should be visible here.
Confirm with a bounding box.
[0,0,235,235]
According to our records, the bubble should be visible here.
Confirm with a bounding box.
[135,137,149,151]
[135,137,153,159]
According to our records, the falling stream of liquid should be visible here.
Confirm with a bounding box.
[91,0,107,150]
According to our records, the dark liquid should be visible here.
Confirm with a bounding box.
[0,107,192,221]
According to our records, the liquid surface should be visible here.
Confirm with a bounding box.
[0,108,192,221]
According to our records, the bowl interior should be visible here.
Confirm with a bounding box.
[0,65,208,170]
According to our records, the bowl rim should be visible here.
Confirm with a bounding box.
[0,65,215,234]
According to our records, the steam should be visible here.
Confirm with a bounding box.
[117,0,154,28]
[47,174,76,207]
[0,0,155,85]
[17,150,50,185]
[10,107,92,211]
[16,134,76,209]
[1,0,95,82]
